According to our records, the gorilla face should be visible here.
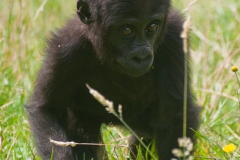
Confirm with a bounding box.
[78,0,169,77]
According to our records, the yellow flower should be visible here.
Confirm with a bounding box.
[231,66,238,72]
[222,143,237,153]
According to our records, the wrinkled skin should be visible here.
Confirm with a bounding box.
[25,0,200,159]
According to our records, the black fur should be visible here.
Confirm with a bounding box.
[25,0,200,159]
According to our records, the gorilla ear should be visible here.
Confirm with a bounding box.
[77,0,92,24]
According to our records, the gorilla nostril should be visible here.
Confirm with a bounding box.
[132,57,142,64]
[131,54,152,65]
[145,55,151,61]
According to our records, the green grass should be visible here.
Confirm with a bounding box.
[1,0,240,159]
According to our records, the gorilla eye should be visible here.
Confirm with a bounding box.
[121,26,132,36]
[147,23,158,32]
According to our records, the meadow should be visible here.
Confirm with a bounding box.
[0,0,240,159]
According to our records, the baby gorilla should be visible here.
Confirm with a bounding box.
[25,0,200,159]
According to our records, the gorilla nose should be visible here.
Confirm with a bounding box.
[116,47,154,76]
[129,51,153,68]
